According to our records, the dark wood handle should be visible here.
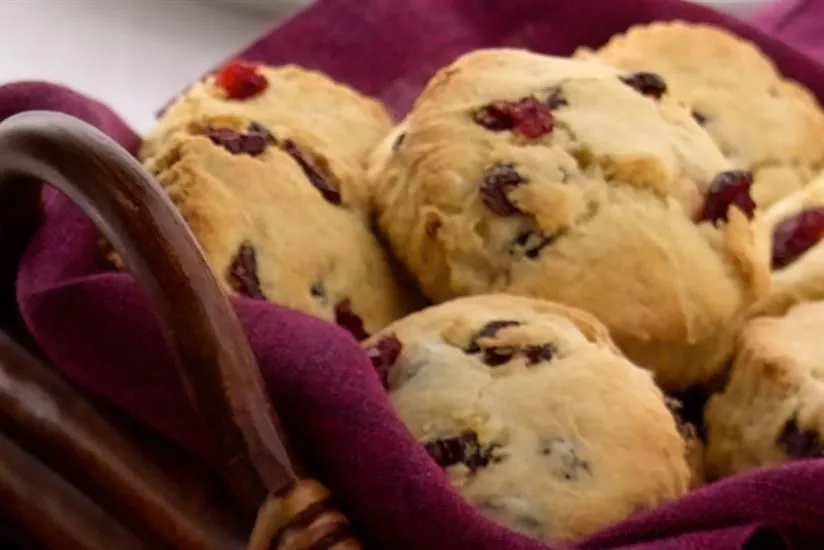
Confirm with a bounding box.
[0,329,246,550]
[0,111,361,549]
[0,427,153,550]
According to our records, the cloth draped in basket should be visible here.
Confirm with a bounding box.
[6,0,824,548]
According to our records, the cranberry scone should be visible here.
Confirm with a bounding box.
[363,294,692,543]
[141,112,421,337]
[141,59,392,166]
[368,49,770,391]
[579,22,824,208]
[704,300,824,479]
[749,172,824,318]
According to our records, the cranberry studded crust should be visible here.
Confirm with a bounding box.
[362,294,691,543]
[705,300,824,479]
[141,112,422,338]
[579,21,824,209]
[368,49,771,391]
[749,173,824,318]
[140,62,393,168]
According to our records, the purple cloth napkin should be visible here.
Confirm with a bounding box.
[7,0,824,548]
[752,0,824,64]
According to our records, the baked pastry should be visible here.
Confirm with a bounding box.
[749,172,824,318]
[363,294,692,543]
[579,21,824,208]
[704,300,824,479]
[368,48,770,391]
[141,59,392,167]
[141,111,421,337]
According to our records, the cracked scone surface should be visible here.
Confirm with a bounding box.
[364,294,691,543]
[749,172,824,318]
[141,62,392,166]
[142,112,420,336]
[582,21,824,208]
[705,300,824,479]
[369,49,769,390]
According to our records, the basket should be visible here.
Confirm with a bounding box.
[1,0,823,548]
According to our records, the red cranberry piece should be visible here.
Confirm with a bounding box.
[474,96,554,138]
[700,170,756,223]
[619,72,668,99]
[365,334,403,388]
[334,298,369,341]
[778,417,824,458]
[523,344,556,365]
[512,231,556,259]
[281,140,342,205]
[546,88,568,110]
[227,242,265,299]
[480,164,525,216]
[772,207,824,269]
[204,121,276,156]
[465,320,521,354]
[215,60,268,100]
[424,431,496,472]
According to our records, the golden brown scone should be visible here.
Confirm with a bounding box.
[705,300,824,479]
[580,21,824,208]
[749,172,824,318]
[363,294,691,543]
[141,112,422,337]
[141,60,392,166]
[368,48,771,391]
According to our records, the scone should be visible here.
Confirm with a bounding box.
[363,294,692,543]
[749,172,824,318]
[141,59,392,166]
[579,21,824,207]
[141,112,421,337]
[705,300,824,479]
[368,48,770,391]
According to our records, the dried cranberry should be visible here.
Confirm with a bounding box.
[772,207,824,269]
[546,88,568,110]
[523,344,556,365]
[204,121,276,156]
[473,97,554,138]
[482,347,518,367]
[700,170,756,223]
[465,320,521,354]
[365,334,403,388]
[281,140,342,205]
[778,417,824,459]
[480,164,525,216]
[334,298,369,341]
[424,431,496,472]
[512,231,555,259]
[619,72,668,99]
[227,242,265,299]
[214,59,268,100]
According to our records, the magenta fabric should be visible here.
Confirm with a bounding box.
[6,0,824,548]
[752,0,824,64]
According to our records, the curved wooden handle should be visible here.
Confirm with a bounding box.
[0,427,153,550]
[0,329,246,550]
[0,111,361,549]
[0,110,290,509]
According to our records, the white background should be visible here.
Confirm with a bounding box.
[0,0,765,134]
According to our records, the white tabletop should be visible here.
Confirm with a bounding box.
[0,0,763,134]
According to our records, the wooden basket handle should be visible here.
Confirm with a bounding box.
[0,111,360,549]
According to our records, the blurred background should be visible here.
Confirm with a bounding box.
[0,0,765,133]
